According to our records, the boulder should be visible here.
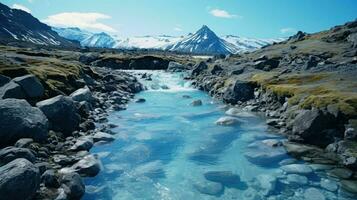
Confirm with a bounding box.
[253,58,280,71]
[14,138,34,148]
[70,137,93,151]
[0,81,26,99]
[0,74,10,87]
[92,132,115,143]
[210,65,223,75]
[204,171,241,187]
[191,100,202,106]
[13,74,44,99]
[36,95,80,135]
[222,80,255,104]
[60,172,85,199]
[0,146,36,165]
[42,170,60,188]
[0,158,40,200]
[70,87,93,103]
[167,61,186,72]
[65,155,101,177]
[215,116,241,126]
[0,99,48,146]
[291,109,339,147]
[281,164,313,175]
[193,181,224,196]
[191,61,208,76]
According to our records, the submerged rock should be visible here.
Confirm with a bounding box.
[135,98,146,103]
[191,100,203,106]
[303,188,326,200]
[92,132,115,143]
[193,181,224,196]
[341,180,357,194]
[281,164,313,175]
[204,171,241,187]
[0,158,40,200]
[285,174,308,185]
[36,95,80,135]
[256,174,277,196]
[0,98,48,146]
[215,116,241,126]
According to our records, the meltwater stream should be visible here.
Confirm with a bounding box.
[84,71,355,200]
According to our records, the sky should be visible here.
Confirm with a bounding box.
[2,0,357,38]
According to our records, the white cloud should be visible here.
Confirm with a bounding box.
[12,4,31,13]
[209,9,239,19]
[43,12,117,32]
[280,27,296,34]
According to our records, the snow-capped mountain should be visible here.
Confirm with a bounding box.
[53,26,284,54]
[115,35,183,49]
[222,35,285,52]
[0,3,77,47]
[81,32,116,48]
[166,25,240,54]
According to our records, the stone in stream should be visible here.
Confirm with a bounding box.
[0,146,36,165]
[341,180,357,194]
[320,178,338,192]
[13,74,44,99]
[0,98,49,146]
[193,181,224,196]
[256,174,277,196]
[133,160,165,179]
[327,168,353,179]
[191,99,202,106]
[303,188,326,200]
[92,132,115,143]
[135,98,146,103]
[0,158,41,200]
[285,174,308,185]
[244,149,286,166]
[36,95,80,135]
[182,95,192,99]
[60,172,85,199]
[225,108,255,118]
[215,116,241,126]
[204,171,241,188]
[70,136,93,151]
[61,155,101,177]
[281,164,313,175]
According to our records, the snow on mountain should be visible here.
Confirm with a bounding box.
[222,35,285,52]
[166,25,240,54]
[53,27,92,43]
[115,35,182,49]
[81,32,116,48]
[0,2,77,47]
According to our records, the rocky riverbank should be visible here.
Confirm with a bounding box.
[0,46,143,199]
[186,20,357,193]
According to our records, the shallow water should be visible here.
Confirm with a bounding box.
[84,71,356,200]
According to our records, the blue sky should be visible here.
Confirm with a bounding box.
[3,0,357,38]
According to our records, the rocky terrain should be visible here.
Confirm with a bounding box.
[187,19,357,191]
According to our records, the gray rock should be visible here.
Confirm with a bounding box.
[285,174,308,185]
[0,81,26,99]
[70,137,93,151]
[92,132,115,143]
[60,172,85,199]
[291,109,338,147]
[13,74,44,98]
[341,180,357,194]
[14,138,34,148]
[42,170,60,188]
[303,188,326,200]
[0,146,36,165]
[281,164,313,175]
[191,100,202,106]
[70,87,93,103]
[223,80,255,104]
[283,141,323,158]
[36,95,80,135]
[320,178,338,192]
[167,61,186,72]
[135,98,146,103]
[256,174,277,196]
[191,61,208,76]
[262,139,283,147]
[193,181,224,196]
[0,74,11,87]
[0,158,40,200]
[327,168,353,179]
[0,99,48,145]
[210,65,223,75]
[204,171,241,187]
[245,149,286,166]
[215,116,241,126]
[69,155,101,177]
